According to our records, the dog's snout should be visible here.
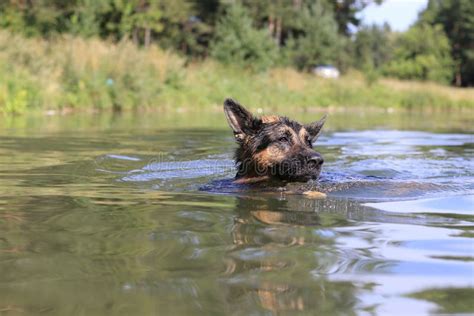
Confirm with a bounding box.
[307,155,324,168]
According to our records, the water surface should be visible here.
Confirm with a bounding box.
[0,111,473,315]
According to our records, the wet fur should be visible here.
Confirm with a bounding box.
[224,99,326,183]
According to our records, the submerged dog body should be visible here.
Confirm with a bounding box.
[224,99,327,183]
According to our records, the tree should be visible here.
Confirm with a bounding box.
[154,0,216,58]
[67,0,108,38]
[353,23,393,69]
[240,0,384,41]
[0,0,72,36]
[383,23,453,84]
[418,0,474,86]
[97,0,164,45]
[330,0,384,35]
[281,2,347,70]
[240,0,298,46]
[210,4,278,70]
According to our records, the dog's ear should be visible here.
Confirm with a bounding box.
[224,98,261,141]
[305,114,327,142]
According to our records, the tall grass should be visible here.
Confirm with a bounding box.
[0,31,183,114]
[0,30,472,115]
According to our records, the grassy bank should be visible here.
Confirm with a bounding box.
[1,31,473,115]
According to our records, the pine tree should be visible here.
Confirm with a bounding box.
[210,4,278,71]
[282,2,346,70]
[419,0,474,86]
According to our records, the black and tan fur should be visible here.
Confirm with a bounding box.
[224,98,327,183]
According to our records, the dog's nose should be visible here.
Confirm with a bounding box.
[307,155,324,169]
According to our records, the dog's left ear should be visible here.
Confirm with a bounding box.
[224,98,261,141]
[305,114,327,142]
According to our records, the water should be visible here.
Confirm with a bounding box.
[0,111,473,315]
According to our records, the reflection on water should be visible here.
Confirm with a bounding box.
[366,195,474,215]
[0,111,473,315]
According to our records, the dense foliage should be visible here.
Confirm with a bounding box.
[210,4,278,70]
[1,31,472,115]
[0,0,472,86]
[418,0,474,86]
[383,24,453,84]
[281,2,348,71]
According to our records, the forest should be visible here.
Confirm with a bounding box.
[0,0,473,114]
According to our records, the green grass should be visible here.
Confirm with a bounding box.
[1,30,473,115]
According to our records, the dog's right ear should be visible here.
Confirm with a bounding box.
[224,98,260,141]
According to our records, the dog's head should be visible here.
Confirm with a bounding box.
[224,98,327,183]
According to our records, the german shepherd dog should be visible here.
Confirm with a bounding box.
[224,99,327,184]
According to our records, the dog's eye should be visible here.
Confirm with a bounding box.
[278,136,289,143]
[306,137,313,147]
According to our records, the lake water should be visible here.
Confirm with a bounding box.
[0,110,473,315]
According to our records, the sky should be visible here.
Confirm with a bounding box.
[358,0,429,32]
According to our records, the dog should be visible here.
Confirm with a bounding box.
[224,98,327,184]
